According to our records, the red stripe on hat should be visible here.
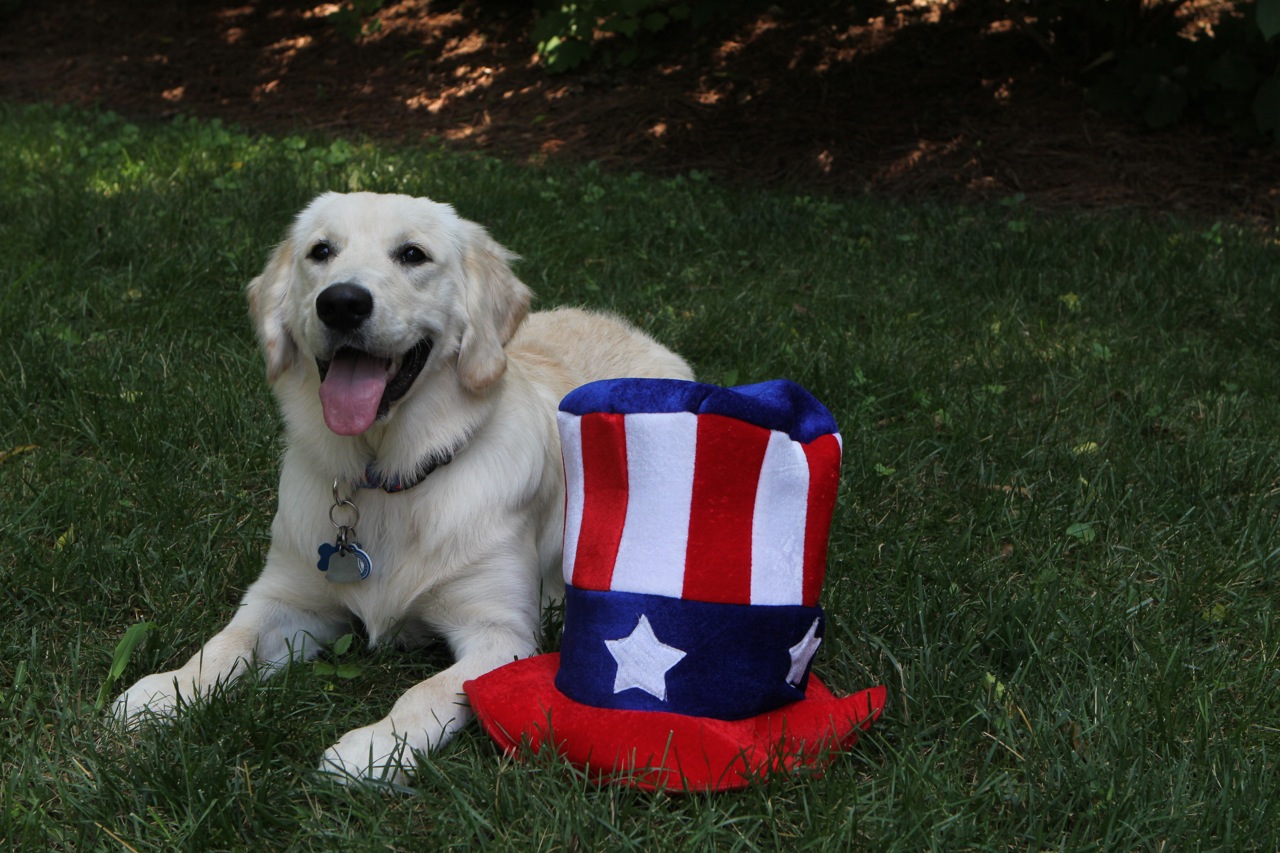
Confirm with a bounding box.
[683,414,771,605]
[801,433,842,607]
[573,413,629,591]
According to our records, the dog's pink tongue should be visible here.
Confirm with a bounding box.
[319,351,388,436]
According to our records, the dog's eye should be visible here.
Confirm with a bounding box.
[308,242,333,262]
[398,245,431,266]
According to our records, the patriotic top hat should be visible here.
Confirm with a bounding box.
[464,378,885,791]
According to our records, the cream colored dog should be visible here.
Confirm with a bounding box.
[114,191,692,783]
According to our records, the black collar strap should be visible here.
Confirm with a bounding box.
[356,448,455,493]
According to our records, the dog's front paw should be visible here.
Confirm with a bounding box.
[319,723,417,786]
[112,671,188,727]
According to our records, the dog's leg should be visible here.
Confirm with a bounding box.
[318,621,536,785]
[113,593,344,725]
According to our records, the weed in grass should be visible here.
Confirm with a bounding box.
[1,102,1278,850]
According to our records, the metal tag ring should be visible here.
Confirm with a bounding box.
[329,498,359,530]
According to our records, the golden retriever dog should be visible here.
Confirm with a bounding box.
[114,191,692,783]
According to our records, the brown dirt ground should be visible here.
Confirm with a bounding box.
[2,0,1278,222]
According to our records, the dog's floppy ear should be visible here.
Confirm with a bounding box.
[246,237,299,383]
[456,224,532,392]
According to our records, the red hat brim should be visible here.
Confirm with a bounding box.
[464,653,886,792]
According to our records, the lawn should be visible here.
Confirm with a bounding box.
[1,103,1277,850]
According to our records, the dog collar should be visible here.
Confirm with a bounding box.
[355,449,454,493]
[352,428,474,493]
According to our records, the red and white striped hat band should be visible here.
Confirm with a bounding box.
[558,379,842,608]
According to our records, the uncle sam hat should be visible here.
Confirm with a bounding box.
[464,378,885,791]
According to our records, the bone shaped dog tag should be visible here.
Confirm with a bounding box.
[317,542,373,583]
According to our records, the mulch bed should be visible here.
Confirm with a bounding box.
[2,0,1277,222]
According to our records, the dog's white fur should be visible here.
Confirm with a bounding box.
[114,191,692,783]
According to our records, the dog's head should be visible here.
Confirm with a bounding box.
[246,192,531,436]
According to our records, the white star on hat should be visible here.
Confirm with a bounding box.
[605,614,687,701]
[787,617,823,685]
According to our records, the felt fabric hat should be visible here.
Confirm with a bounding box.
[464,378,885,791]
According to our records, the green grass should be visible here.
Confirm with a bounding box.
[2,101,1278,850]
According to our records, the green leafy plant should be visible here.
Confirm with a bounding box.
[96,621,155,710]
[533,0,734,72]
[1065,520,1098,543]
[1066,0,1280,139]
[328,0,385,42]
[313,632,363,681]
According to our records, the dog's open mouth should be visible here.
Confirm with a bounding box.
[316,337,433,436]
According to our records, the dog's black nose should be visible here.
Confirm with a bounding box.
[316,283,373,331]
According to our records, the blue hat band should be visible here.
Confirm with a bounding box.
[560,378,838,444]
[554,586,825,721]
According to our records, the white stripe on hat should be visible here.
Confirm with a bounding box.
[610,411,697,597]
[750,429,811,605]
[558,411,585,584]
